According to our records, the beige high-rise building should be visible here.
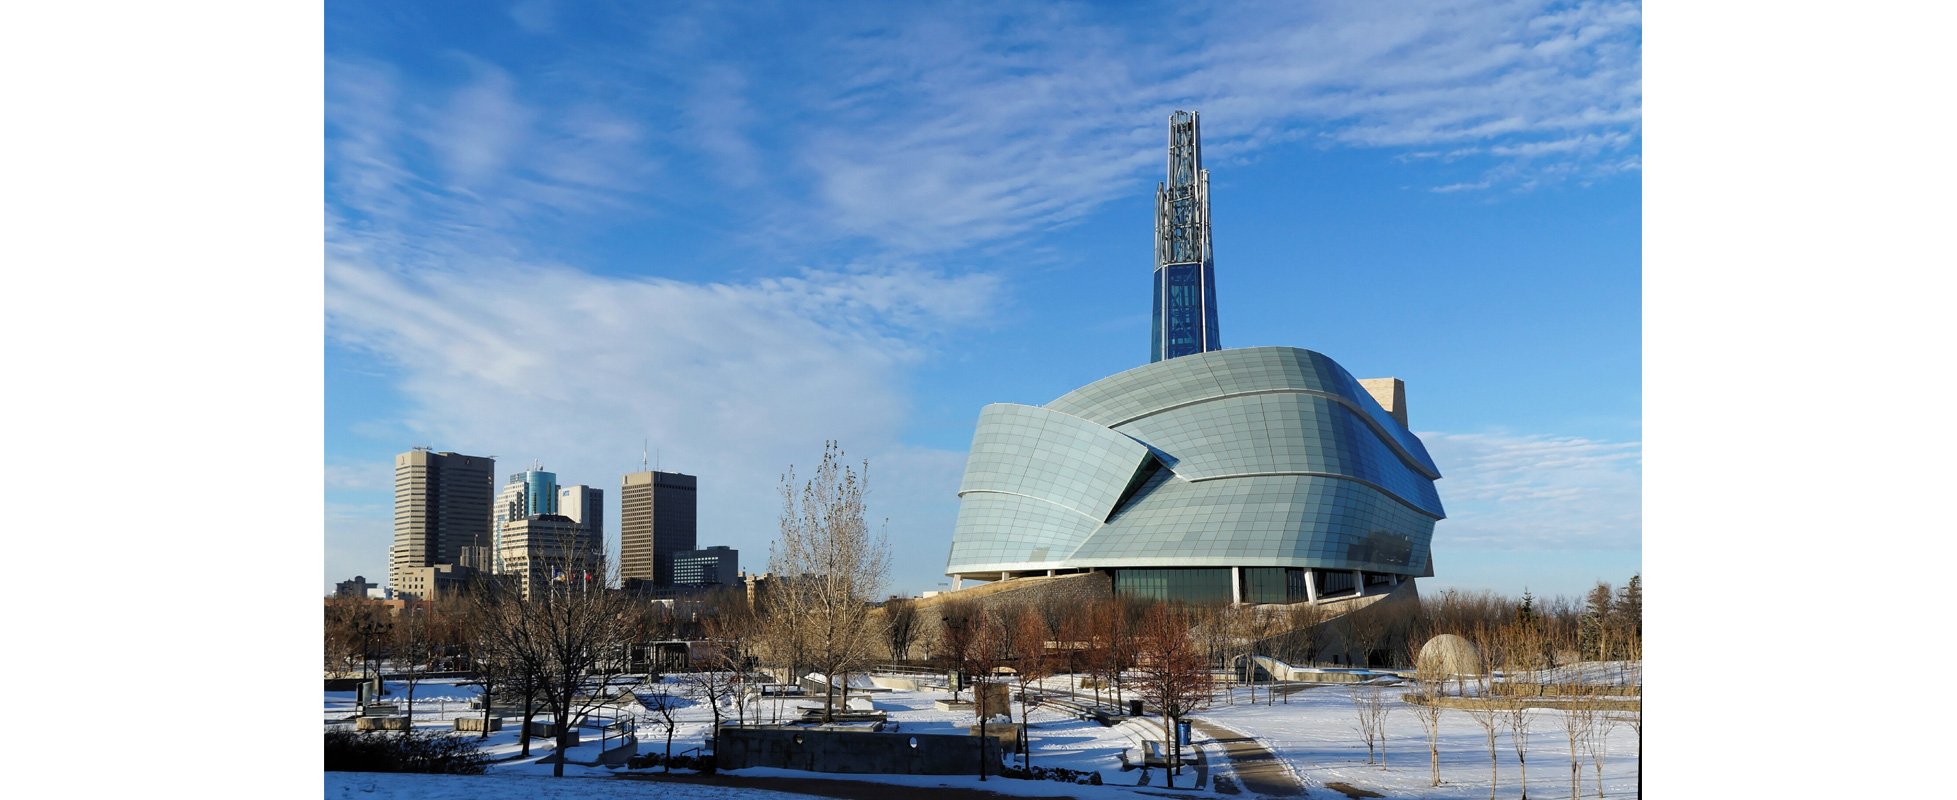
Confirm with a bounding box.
[497,514,601,599]
[620,470,696,586]
[390,449,495,596]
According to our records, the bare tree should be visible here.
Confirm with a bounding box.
[1009,606,1053,767]
[1502,621,1544,799]
[1242,607,1287,705]
[392,606,441,728]
[1349,682,1390,765]
[1408,641,1449,787]
[1464,671,1504,800]
[966,607,1007,781]
[466,584,549,754]
[522,533,635,777]
[697,609,755,729]
[885,596,920,661]
[1346,604,1391,669]
[1588,703,1619,798]
[1134,604,1210,789]
[1556,628,1597,800]
[638,678,683,772]
[767,442,891,723]
[935,598,980,702]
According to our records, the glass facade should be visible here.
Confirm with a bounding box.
[945,346,1445,581]
[1112,568,1233,605]
[1241,567,1312,605]
[1154,263,1217,361]
[519,470,558,517]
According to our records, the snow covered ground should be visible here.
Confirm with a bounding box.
[1199,680,1641,799]
[325,772,822,799]
[326,669,1641,798]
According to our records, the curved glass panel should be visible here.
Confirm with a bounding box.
[1065,472,1435,575]
[944,491,1102,575]
[958,404,1151,521]
[1047,347,1439,478]
[1113,393,1443,517]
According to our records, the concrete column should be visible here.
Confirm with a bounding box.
[1001,571,1010,582]
[1046,569,1055,577]
[1230,567,1243,605]
[1353,570,1366,597]
[952,576,963,591]
[1303,570,1319,604]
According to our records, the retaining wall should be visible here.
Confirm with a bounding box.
[716,725,1000,775]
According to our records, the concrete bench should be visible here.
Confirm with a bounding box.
[453,716,503,732]
[355,715,410,732]
[1138,739,1184,768]
[360,703,399,717]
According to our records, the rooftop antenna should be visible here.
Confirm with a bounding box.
[642,439,649,473]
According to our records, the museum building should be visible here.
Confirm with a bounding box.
[942,112,1446,605]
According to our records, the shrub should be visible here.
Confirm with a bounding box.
[625,752,717,774]
[324,730,489,774]
[997,763,1102,785]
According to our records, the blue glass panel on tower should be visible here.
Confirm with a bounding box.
[1202,263,1221,350]
[1159,263,1205,359]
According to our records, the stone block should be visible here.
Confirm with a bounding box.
[355,715,409,731]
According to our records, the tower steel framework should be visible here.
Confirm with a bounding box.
[1151,110,1222,363]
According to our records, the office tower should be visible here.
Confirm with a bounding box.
[492,468,556,575]
[620,470,697,585]
[557,483,604,545]
[1151,110,1222,363]
[390,449,495,595]
[671,545,739,586]
[493,481,524,573]
[497,514,600,599]
[522,469,558,516]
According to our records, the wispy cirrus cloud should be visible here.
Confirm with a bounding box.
[1421,430,1642,551]
[330,0,1640,257]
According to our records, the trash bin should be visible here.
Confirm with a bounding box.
[1130,699,1144,717]
[1178,720,1191,746]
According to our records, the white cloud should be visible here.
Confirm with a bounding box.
[325,461,392,492]
[1421,430,1642,551]
[324,240,998,590]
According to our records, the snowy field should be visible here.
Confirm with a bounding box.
[326,669,1641,799]
[1199,681,1640,799]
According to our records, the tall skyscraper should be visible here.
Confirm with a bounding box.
[390,449,495,594]
[492,468,557,575]
[1151,110,1222,363]
[620,470,697,586]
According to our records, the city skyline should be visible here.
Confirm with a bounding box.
[326,2,1643,599]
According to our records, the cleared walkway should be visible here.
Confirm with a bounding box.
[1188,719,1305,798]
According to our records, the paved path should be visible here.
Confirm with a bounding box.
[1188,720,1306,798]
[612,771,1080,800]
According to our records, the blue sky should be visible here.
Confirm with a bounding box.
[325,0,1642,600]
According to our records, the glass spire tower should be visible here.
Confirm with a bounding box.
[1151,110,1222,363]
